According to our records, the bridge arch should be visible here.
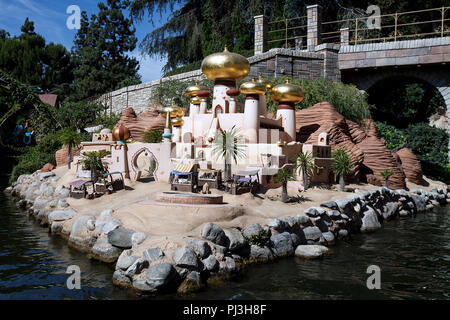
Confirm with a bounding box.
[343,66,450,158]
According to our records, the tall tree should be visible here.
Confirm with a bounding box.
[73,0,140,100]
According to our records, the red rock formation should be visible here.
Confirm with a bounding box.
[55,147,81,167]
[295,101,412,189]
[116,103,166,142]
[41,163,55,172]
[395,148,424,185]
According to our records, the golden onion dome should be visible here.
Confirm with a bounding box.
[257,73,272,91]
[190,96,202,105]
[159,105,178,119]
[184,82,204,98]
[240,77,267,96]
[171,117,184,127]
[174,107,185,117]
[112,124,131,141]
[201,45,250,81]
[270,78,304,104]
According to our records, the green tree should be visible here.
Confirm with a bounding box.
[331,149,354,191]
[293,151,315,190]
[60,128,82,169]
[211,125,246,180]
[380,169,395,188]
[273,167,295,202]
[73,0,140,100]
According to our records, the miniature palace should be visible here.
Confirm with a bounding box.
[72,46,334,194]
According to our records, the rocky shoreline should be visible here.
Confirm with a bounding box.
[4,170,450,296]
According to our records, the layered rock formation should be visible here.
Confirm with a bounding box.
[55,147,81,167]
[295,102,421,189]
[395,148,424,185]
[116,103,166,142]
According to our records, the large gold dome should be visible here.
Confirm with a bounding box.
[240,77,267,95]
[201,46,250,81]
[270,78,304,104]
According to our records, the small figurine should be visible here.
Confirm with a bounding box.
[202,182,211,194]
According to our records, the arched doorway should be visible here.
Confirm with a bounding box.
[131,147,159,181]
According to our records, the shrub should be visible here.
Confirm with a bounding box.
[374,122,407,150]
[243,229,270,247]
[142,129,163,143]
[8,131,63,184]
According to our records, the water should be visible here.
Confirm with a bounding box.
[0,174,449,300]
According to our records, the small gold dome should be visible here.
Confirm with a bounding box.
[112,124,131,141]
[190,96,201,105]
[185,82,204,98]
[159,105,178,119]
[257,74,272,91]
[171,117,184,127]
[270,78,304,104]
[240,77,267,96]
[201,45,250,81]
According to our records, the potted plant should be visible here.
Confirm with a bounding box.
[59,128,82,169]
[293,151,315,190]
[380,169,395,188]
[331,149,354,191]
[211,126,246,180]
[273,167,295,203]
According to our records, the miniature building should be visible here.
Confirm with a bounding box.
[302,132,334,183]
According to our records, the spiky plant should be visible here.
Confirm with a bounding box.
[211,125,246,180]
[380,169,395,188]
[293,151,316,190]
[59,128,82,169]
[331,149,354,191]
[273,167,295,203]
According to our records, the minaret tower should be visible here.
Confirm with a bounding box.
[240,77,266,143]
[271,78,304,142]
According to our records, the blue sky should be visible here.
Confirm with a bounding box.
[0,0,174,82]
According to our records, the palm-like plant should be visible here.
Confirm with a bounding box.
[59,128,82,169]
[331,149,354,191]
[211,126,246,180]
[273,167,295,203]
[380,169,395,188]
[80,150,110,181]
[293,151,315,190]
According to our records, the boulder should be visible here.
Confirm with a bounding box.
[125,258,149,277]
[268,218,288,232]
[187,239,212,259]
[108,227,135,249]
[295,214,311,225]
[321,231,335,245]
[295,245,329,259]
[381,202,399,220]
[360,207,382,233]
[269,232,294,257]
[143,248,165,262]
[33,197,48,210]
[145,263,179,291]
[91,234,122,263]
[131,232,147,246]
[320,201,338,210]
[69,215,97,247]
[410,194,426,212]
[202,255,219,272]
[173,246,199,269]
[40,163,55,172]
[112,269,131,287]
[304,207,325,217]
[94,209,113,234]
[223,228,245,251]
[102,219,122,235]
[302,226,322,242]
[249,245,273,260]
[58,199,69,208]
[201,223,227,246]
[38,172,55,181]
[242,223,264,239]
[116,250,139,270]
[178,271,203,293]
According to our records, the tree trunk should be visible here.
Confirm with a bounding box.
[385,179,389,189]
[224,162,232,181]
[302,168,308,190]
[339,174,345,191]
[281,182,288,203]
[67,145,72,169]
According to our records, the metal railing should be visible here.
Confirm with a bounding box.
[321,6,450,45]
[267,16,307,49]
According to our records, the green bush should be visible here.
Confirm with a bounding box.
[142,129,163,143]
[374,122,407,150]
[243,229,270,247]
[8,131,63,184]
[376,121,449,183]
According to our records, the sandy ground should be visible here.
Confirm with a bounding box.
[53,166,447,255]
